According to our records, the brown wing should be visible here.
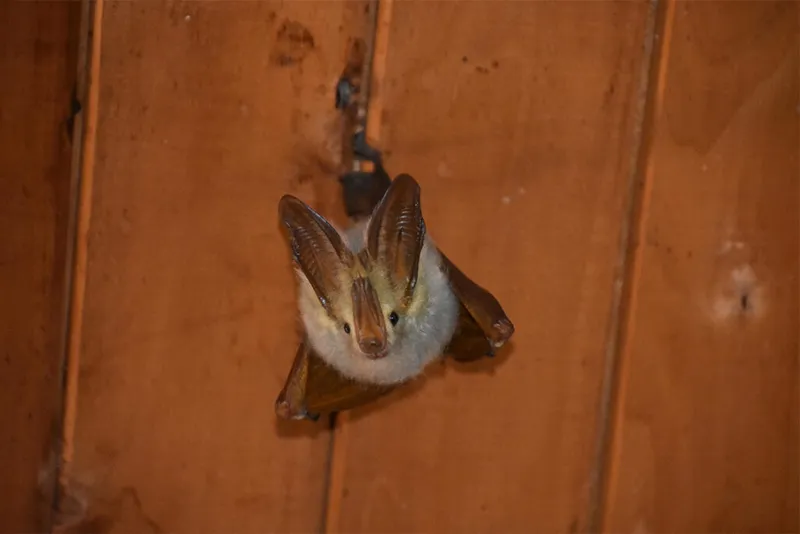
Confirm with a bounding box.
[439,252,515,362]
[275,340,396,421]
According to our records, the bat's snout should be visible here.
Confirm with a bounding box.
[351,277,389,359]
[359,337,388,359]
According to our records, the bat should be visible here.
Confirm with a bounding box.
[275,142,514,421]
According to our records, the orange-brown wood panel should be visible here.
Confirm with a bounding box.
[0,3,79,531]
[604,1,799,532]
[326,2,652,532]
[62,2,371,531]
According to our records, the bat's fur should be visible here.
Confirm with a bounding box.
[295,220,459,386]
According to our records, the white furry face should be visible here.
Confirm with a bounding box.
[296,231,459,386]
[281,174,459,386]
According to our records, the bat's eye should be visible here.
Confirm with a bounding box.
[388,311,399,326]
[343,323,351,334]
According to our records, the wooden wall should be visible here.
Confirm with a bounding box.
[0,2,80,532]
[603,2,799,531]
[1,1,797,533]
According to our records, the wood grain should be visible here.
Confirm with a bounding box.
[325,2,651,532]
[603,1,799,532]
[0,3,79,531]
[63,1,371,531]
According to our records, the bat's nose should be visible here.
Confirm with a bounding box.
[351,277,388,359]
[359,337,387,358]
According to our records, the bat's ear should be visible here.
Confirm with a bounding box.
[279,195,353,315]
[366,174,426,309]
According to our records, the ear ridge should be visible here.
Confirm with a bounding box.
[366,174,426,308]
[279,195,353,314]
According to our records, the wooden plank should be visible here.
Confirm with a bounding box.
[603,1,799,532]
[326,2,651,532]
[62,1,372,531]
[0,3,79,531]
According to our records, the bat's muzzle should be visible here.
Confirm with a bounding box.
[351,277,388,359]
[359,338,388,359]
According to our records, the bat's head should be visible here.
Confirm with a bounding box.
[279,175,458,386]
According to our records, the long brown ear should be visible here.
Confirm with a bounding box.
[366,174,425,309]
[279,195,353,315]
